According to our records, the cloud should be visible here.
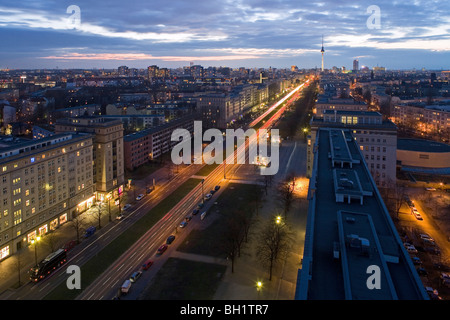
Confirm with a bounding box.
[0,6,228,43]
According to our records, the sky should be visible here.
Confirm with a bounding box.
[0,0,449,70]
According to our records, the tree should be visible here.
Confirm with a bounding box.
[383,179,407,219]
[275,175,296,219]
[255,215,293,281]
[71,213,86,244]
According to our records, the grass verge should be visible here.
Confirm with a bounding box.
[138,258,226,300]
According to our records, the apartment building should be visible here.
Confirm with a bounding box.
[0,133,94,258]
[123,116,195,170]
[314,96,368,118]
[54,117,125,202]
[307,110,398,187]
[391,103,450,141]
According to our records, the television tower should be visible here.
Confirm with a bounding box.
[321,35,325,72]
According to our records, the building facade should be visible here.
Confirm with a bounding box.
[0,133,94,258]
[307,110,397,187]
[54,117,125,201]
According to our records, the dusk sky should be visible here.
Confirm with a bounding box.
[0,0,449,70]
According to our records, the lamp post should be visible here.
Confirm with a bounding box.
[31,236,41,266]
[256,281,263,299]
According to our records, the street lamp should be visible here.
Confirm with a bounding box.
[256,280,263,299]
[31,236,41,266]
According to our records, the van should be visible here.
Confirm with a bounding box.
[121,280,131,294]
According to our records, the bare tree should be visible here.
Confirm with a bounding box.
[275,175,296,219]
[92,202,104,230]
[255,215,293,281]
[383,178,407,219]
[71,213,86,244]
[41,230,59,253]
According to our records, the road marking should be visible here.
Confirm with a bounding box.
[117,263,124,271]
[285,141,297,176]
[103,276,111,285]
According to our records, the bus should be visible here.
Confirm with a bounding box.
[29,248,67,282]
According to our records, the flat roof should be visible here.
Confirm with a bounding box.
[397,138,450,153]
[297,128,428,300]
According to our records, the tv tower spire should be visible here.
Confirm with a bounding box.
[321,35,325,72]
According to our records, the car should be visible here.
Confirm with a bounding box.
[419,233,434,242]
[179,221,188,228]
[197,203,204,209]
[205,194,212,200]
[214,185,220,191]
[116,214,124,220]
[411,208,423,220]
[123,204,132,211]
[406,245,418,254]
[210,190,216,195]
[129,271,142,283]
[425,287,441,300]
[166,235,176,244]
[136,194,144,201]
[141,259,153,270]
[425,246,441,255]
[146,188,152,194]
[63,240,77,252]
[417,267,428,275]
[185,215,192,222]
[411,256,422,265]
[433,263,450,272]
[425,187,436,191]
[157,244,168,255]
[193,209,199,215]
[84,226,96,238]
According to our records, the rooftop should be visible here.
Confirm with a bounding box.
[398,138,450,153]
[296,128,428,300]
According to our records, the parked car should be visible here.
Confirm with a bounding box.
[411,208,423,220]
[411,256,422,265]
[406,245,418,254]
[425,187,436,191]
[179,221,188,228]
[141,259,153,270]
[129,271,142,283]
[417,267,428,275]
[123,204,132,211]
[63,240,77,252]
[146,188,153,194]
[419,233,434,242]
[214,185,220,191]
[166,235,176,244]
[425,246,441,255]
[205,193,212,200]
[116,214,124,221]
[185,215,192,222]
[193,209,199,215]
[121,280,131,294]
[136,194,144,201]
[157,244,168,255]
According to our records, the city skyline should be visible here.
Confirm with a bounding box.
[0,0,449,70]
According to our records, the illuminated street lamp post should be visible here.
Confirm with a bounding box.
[256,281,263,299]
[31,236,41,266]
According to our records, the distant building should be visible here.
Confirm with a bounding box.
[397,138,450,176]
[123,116,195,170]
[353,59,359,72]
